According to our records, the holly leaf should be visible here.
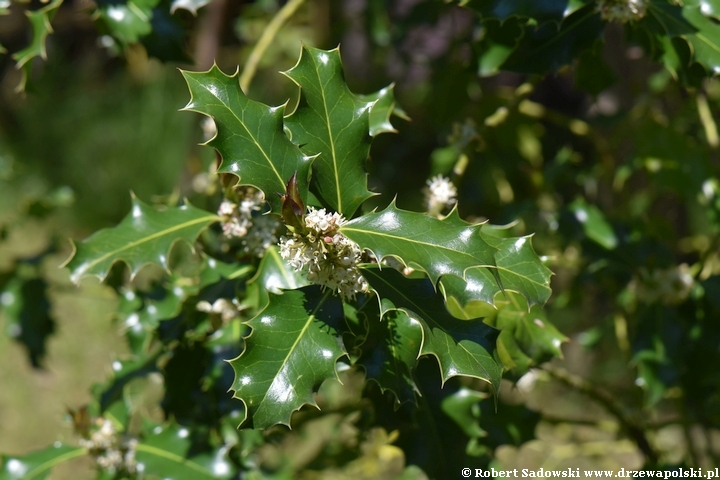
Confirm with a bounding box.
[502,3,604,74]
[484,291,567,375]
[181,65,312,214]
[480,228,553,307]
[170,0,212,15]
[339,203,498,286]
[244,246,309,313]
[359,308,422,405]
[283,45,375,216]
[228,285,346,429]
[646,2,720,75]
[12,0,63,92]
[363,267,502,391]
[64,196,218,283]
[96,0,159,47]
[357,84,410,137]
[135,423,234,479]
[0,444,86,480]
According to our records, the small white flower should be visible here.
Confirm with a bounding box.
[279,207,367,301]
[597,0,647,23]
[425,174,457,214]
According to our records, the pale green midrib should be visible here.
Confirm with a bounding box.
[340,227,493,266]
[697,33,720,53]
[25,448,87,479]
[495,265,548,288]
[77,214,217,274]
[257,290,333,409]
[267,247,296,286]
[135,444,213,476]
[314,61,342,212]
[228,265,254,280]
[198,78,286,188]
[368,271,494,381]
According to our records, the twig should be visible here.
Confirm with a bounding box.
[239,0,306,93]
[543,364,659,465]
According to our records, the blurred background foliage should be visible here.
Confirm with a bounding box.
[1,0,720,478]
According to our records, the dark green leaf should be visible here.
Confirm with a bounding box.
[502,4,604,74]
[484,292,567,374]
[283,45,375,216]
[244,246,308,313]
[136,423,234,479]
[569,198,618,249]
[359,309,422,404]
[480,228,553,307]
[475,18,525,76]
[575,40,618,94]
[460,0,591,23]
[181,66,312,214]
[228,286,346,428]
[0,444,86,480]
[1,274,55,367]
[645,2,720,75]
[357,84,410,137]
[339,203,497,286]
[96,0,159,46]
[64,197,218,283]
[12,0,62,92]
[363,267,502,391]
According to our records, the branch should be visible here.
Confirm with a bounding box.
[542,364,659,465]
[239,0,306,93]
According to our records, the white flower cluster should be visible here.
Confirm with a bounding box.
[279,207,368,301]
[631,264,694,305]
[218,188,281,257]
[218,188,264,238]
[78,419,137,474]
[242,214,281,257]
[597,0,648,23]
[425,174,457,214]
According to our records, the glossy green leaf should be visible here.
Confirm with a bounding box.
[363,267,502,391]
[0,444,86,480]
[182,66,312,214]
[65,196,218,283]
[480,228,553,307]
[136,423,234,479]
[360,309,422,404]
[244,246,308,313]
[228,286,346,429]
[484,292,567,374]
[339,203,497,286]
[357,84,410,137]
[440,268,502,319]
[170,0,211,15]
[647,2,720,75]
[12,0,62,92]
[502,3,604,74]
[569,198,618,249]
[96,0,159,47]
[283,45,375,216]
